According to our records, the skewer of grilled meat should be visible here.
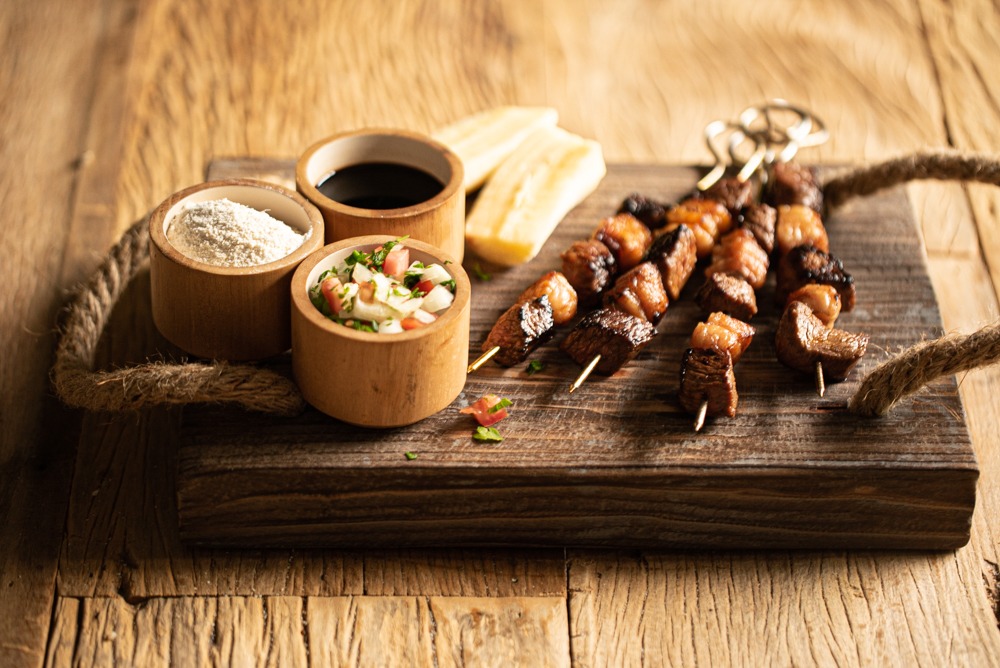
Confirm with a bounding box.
[766,162,867,392]
[565,222,700,391]
[470,271,578,371]
[680,312,756,430]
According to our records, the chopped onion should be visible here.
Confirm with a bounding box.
[421,284,454,313]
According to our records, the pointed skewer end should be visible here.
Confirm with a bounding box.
[468,346,500,374]
[815,361,826,397]
[694,401,708,432]
[569,354,602,394]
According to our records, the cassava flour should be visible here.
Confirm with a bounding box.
[167,198,309,267]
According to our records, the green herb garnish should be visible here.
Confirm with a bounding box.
[472,263,491,281]
[488,398,512,414]
[403,262,426,289]
[351,320,377,333]
[473,426,503,442]
[368,236,409,270]
[526,360,545,375]
[404,451,418,460]
[440,278,456,293]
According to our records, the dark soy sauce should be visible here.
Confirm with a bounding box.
[317,162,444,209]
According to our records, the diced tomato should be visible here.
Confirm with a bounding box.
[414,279,435,295]
[320,277,347,314]
[459,394,510,427]
[382,246,410,279]
[401,314,433,330]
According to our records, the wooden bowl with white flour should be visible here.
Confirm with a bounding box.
[149,179,324,361]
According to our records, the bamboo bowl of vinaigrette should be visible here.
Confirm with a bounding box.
[291,235,471,427]
[149,179,325,361]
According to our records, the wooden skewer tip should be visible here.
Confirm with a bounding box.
[468,346,500,373]
[815,360,826,397]
[569,354,602,394]
[694,400,708,432]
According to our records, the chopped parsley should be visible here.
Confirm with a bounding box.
[473,426,503,442]
[488,398,513,414]
[404,451,418,460]
[440,278,456,293]
[526,360,545,375]
[472,263,491,281]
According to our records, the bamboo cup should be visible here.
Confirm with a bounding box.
[291,235,471,427]
[149,179,324,361]
[295,129,465,262]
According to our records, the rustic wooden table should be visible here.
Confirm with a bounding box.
[3,1,999,666]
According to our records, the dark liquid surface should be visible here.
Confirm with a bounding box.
[316,162,445,210]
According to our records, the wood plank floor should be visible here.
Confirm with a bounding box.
[2,1,1000,666]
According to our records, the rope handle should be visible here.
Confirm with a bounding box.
[51,150,1000,417]
[51,217,307,416]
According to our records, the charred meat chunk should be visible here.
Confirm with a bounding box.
[618,193,670,229]
[695,272,758,321]
[560,307,655,375]
[663,197,733,259]
[776,244,855,310]
[786,284,841,328]
[646,224,697,301]
[603,261,668,325]
[679,347,738,418]
[775,301,869,381]
[701,176,756,216]
[767,161,823,212]
[691,312,755,364]
[705,228,769,290]
[776,204,829,257]
[517,270,579,326]
[593,212,653,271]
[482,296,555,367]
[737,203,777,255]
[561,239,616,303]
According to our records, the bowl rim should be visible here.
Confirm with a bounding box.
[295,127,464,220]
[148,178,325,276]
[291,234,471,344]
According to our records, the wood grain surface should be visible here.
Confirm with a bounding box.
[176,159,977,551]
[3,0,1000,666]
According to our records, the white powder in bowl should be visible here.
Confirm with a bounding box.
[166,198,310,268]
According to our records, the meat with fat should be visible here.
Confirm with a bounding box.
[678,347,738,418]
[603,261,668,325]
[695,272,758,321]
[646,223,697,301]
[560,239,616,304]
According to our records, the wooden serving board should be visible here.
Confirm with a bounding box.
[175,159,978,550]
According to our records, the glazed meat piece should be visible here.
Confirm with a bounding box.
[705,228,770,290]
[482,296,555,367]
[776,204,829,256]
[737,203,777,255]
[646,224,697,301]
[691,312,755,363]
[603,261,668,325]
[561,239,616,303]
[618,193,670,229]
[776,244,855,310]
[695,272,758,321]
[593,212,653,271]
[678,347,738,418]
[767,161,823,212]
[560,307,656,375]
[775,301,869,380]
[663,197,732,259]
[701,176,756,216]
[517,270,579,326]
[786,284,841,328]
